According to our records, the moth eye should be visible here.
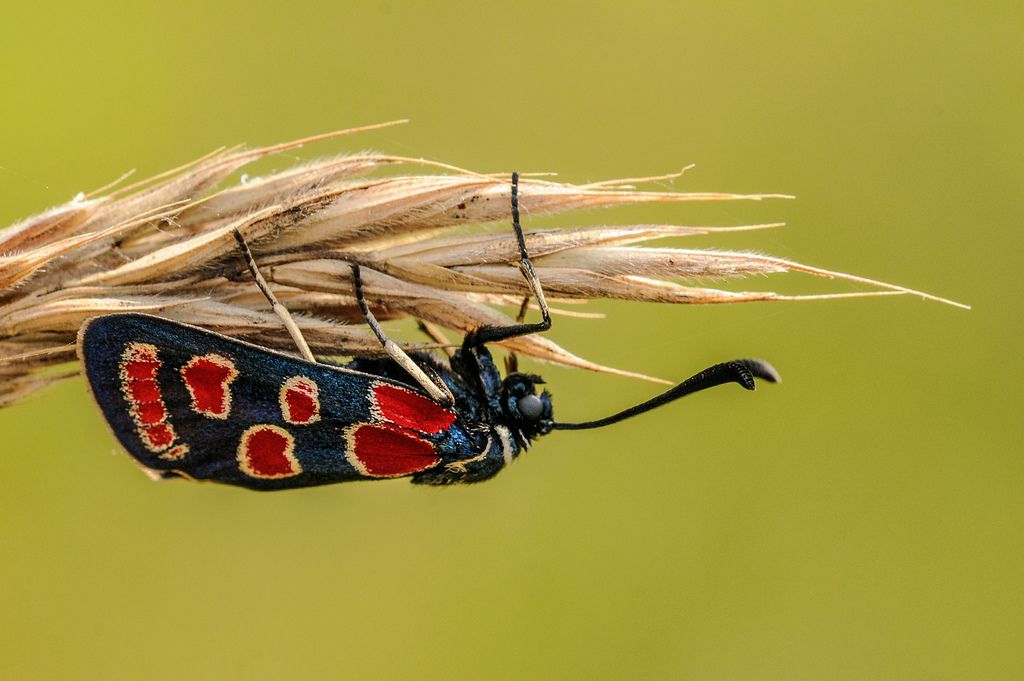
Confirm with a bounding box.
[517,394,544,421]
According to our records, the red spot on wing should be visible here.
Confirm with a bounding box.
[280,376,320,425]
[123,349,159,379]
[373,384,456,434]
[119,343,180,455]
[238,425,301,479]
[135,400,167,426]
[126,379,161,404]
[347,424,441,477]
[144,423,175,449]
[180,354,237,419]
[160,444,190,461]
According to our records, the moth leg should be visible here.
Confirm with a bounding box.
[416,320,455,359]
[232,228,316,363]
[464,172,552,348]
[352,263,455,406]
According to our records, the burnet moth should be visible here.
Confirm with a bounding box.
[78,173,780,490]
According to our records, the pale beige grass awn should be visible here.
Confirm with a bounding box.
[0,121,965,407]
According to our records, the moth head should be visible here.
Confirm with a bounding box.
[500,373,554,440]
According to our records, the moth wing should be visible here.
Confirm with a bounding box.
[78,313,449,490]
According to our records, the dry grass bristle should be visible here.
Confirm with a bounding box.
[0,122,966,407]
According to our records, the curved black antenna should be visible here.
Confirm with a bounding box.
[551,359,780,431]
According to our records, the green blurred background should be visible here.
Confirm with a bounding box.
[1,2,1020,679]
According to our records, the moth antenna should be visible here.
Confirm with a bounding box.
[551,359,779,431]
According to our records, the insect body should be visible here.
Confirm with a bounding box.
[78,173,779,490]
[79,313,552,488]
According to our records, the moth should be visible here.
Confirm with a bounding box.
[78,173,779,490]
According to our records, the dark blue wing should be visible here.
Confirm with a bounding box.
[78,313,482,491]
